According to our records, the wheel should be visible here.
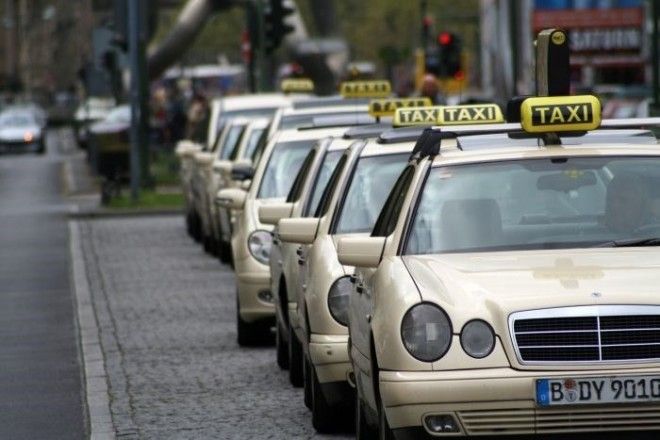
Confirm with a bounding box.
[203,235,213,254]
[37,139,46,155]
[356,392,378,440]
[303,355,312,409]
[311,368,336,432]
[275,319,289,370]
[192,213,202,242]
[186,213,193,237]
[378,401,395,440]
[288,323,304,387]
[236,297,273,347]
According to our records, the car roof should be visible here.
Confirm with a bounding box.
[291,95,371,110]
[361,139,418,157]
[281,104,368,116]
[215,93,291,111]
[275,126,350,143]
[245,118,271,130]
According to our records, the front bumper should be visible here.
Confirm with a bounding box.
[235,264,274,323]
[309,334,351,384]
[380,367,660,437]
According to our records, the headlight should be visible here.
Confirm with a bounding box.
[460,320,495,359]
[248,230,272,264]
[327,276,352,326]
[23,132,34,142]
[401,303,452,362]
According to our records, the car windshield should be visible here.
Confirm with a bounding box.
[334,153,408,233]
[304,150,344,217]
[0,113,34,127]
[218,124,246,160]
[257,140,317,199]
[241,128,265,161]
[106,106,130,123]
[405,156,660,255]
[216,107,278,135]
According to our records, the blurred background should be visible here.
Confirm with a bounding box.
[0,0,657,201]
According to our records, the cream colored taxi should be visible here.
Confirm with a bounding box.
[260,123,394,383]
[187,94,291,246]
[277,101,499,432]
[216,124,370,346]
[214,118,270,262]
[337,96,660,438]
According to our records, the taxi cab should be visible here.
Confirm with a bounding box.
[216,121,374,346]
[277,101,501,432]
[214,118,270,263]
[194,117,250,254]
[336,95,660,438]
[260,123,394,383]
[176,93,292,241]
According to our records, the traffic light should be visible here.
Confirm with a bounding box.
[264,0,295,54]
[437,32,463,80]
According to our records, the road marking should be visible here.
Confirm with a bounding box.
[69,220,116,439]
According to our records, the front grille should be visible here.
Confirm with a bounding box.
[510,306,660,364]
[458,406,660,435]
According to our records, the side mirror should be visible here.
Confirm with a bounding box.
[278,218,320,244]
[232,163,254,181]
[212,160,232,174]
[337,236,386,268]
[216,188,247,210]
[259,202,293,225]
[195,152,214,166]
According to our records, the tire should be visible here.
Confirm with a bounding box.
[303,355,312,409]
[236,297,273,347]
[356,392,378,440]
[203,235,213,254]
[311,368,336,432]
[275,319,289,370]
[378,401,395,440]
[288,323,303,387]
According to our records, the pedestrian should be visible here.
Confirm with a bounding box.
[420,73,446,105]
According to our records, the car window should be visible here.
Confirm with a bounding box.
[219,124,247,160]
[257,140,317,199]
[239,128,265,161]
[333,153,409,234]
[216,107,278,135]
[405,156,660,254]
[303,150,344,217]
[286,149,317,203]
[314,154,349,218]
[372,165,416,238]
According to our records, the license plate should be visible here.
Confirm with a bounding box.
[536,376,660,406]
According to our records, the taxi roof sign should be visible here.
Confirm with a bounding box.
[339,80,391,99]
[520,95,601,133]
[394,103,504,127]
[368,97,432,117]
[281,78,315,94]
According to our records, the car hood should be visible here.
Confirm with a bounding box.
[403,248,660,315]
[0,126,40,140]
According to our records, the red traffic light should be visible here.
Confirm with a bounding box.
[438,32,452,46]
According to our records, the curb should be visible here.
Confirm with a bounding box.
[69,221,116,440]
[69,208,183,220]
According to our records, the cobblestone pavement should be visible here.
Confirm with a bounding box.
[79,215,352,440]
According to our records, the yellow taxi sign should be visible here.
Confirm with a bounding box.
[393,103,504,127]
[339,80,391,98]
[281,78,314,93]
[521,95,601,133]
[368,97,432,117]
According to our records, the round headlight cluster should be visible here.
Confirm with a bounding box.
[327,276,352,326]
[401,303,452,362]
[248,230,273,264]
[460,320,495,358]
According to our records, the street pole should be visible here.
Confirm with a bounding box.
[652,0,659,115]
[509,0,519,97]
[128,0,149,201]
[256,0,267,92]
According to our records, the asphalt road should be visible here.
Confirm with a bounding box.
[0,133,86,439]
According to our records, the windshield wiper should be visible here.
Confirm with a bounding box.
[594,237,660,248]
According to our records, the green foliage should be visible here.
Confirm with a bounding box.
[107,190,184,210]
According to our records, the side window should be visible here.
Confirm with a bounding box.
[372,165,416,237]
[286,149,316,203]
[251,128,270,164]
[314,154,348,218]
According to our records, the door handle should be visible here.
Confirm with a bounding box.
[356,283,365,294]
[298,257,305,266]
